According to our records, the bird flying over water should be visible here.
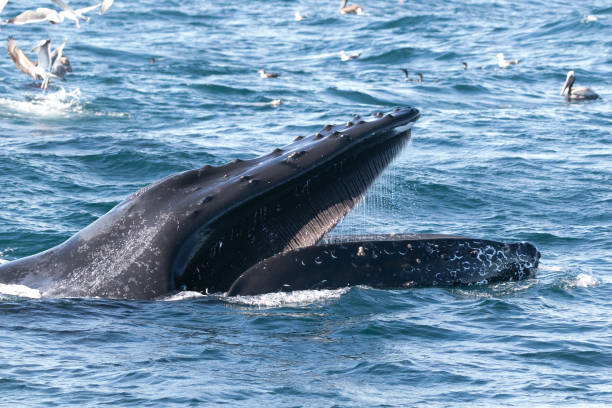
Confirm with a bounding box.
[560,70,599,101]
[6,1,100,29]
[340,0,364,15]
[496,53,520,68]
[100,0,114,15]
[6,37,71,89]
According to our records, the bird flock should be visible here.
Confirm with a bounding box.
[2,0,114,89]
[258,1,599,103]
[2,0,600,102]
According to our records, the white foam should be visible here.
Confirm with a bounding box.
[573,273,600,288]
[0,258,8,265]
[225,287,349,308]
[0,284,42,299]
[0,87,83,119]
[0,87,129,119]
[580,15,598,23]
[160,291,206,301]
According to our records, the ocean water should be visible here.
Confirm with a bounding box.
[0,0,610,406]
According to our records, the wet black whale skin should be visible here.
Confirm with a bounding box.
[0,107,428,299]
[227,234,541,296]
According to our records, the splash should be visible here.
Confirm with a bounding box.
[225,287,349,308]
[160,291,206,301]
[0,283,42,299]
[572,273,600,288]
[0,87,129,119]
[0,87,84,119]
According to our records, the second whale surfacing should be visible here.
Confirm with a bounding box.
[0,106,539,299]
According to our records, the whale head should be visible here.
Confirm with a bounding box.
[0,107,419,298]
[167,107,420,293]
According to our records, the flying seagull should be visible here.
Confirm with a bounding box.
[6,37,71,89]
[51,0,101,28]
[560,70,599,101]
[100,0,114,15]
[7,1,100,29]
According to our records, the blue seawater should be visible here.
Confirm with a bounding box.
[0,0,610,406]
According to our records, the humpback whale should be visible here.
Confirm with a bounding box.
[0,107,539,299]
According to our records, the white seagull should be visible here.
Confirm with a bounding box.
[6,1,100,29]
[100,0,114,15]
[6,37,71,89]
[496,53,520,68]
[560,70,599,101]
[258,69,280,78]
[339,50,361,61]
[294,10,307,21]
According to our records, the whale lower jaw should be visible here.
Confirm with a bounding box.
[226,235,541,296]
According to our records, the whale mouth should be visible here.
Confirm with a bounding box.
[172,107,420,293]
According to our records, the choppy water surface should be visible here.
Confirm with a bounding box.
[0,0,610,406]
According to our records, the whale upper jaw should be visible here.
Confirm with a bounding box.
[170,107,420,293]
[0,107,420,299]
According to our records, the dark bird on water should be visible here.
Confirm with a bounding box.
[401,69,422,83]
